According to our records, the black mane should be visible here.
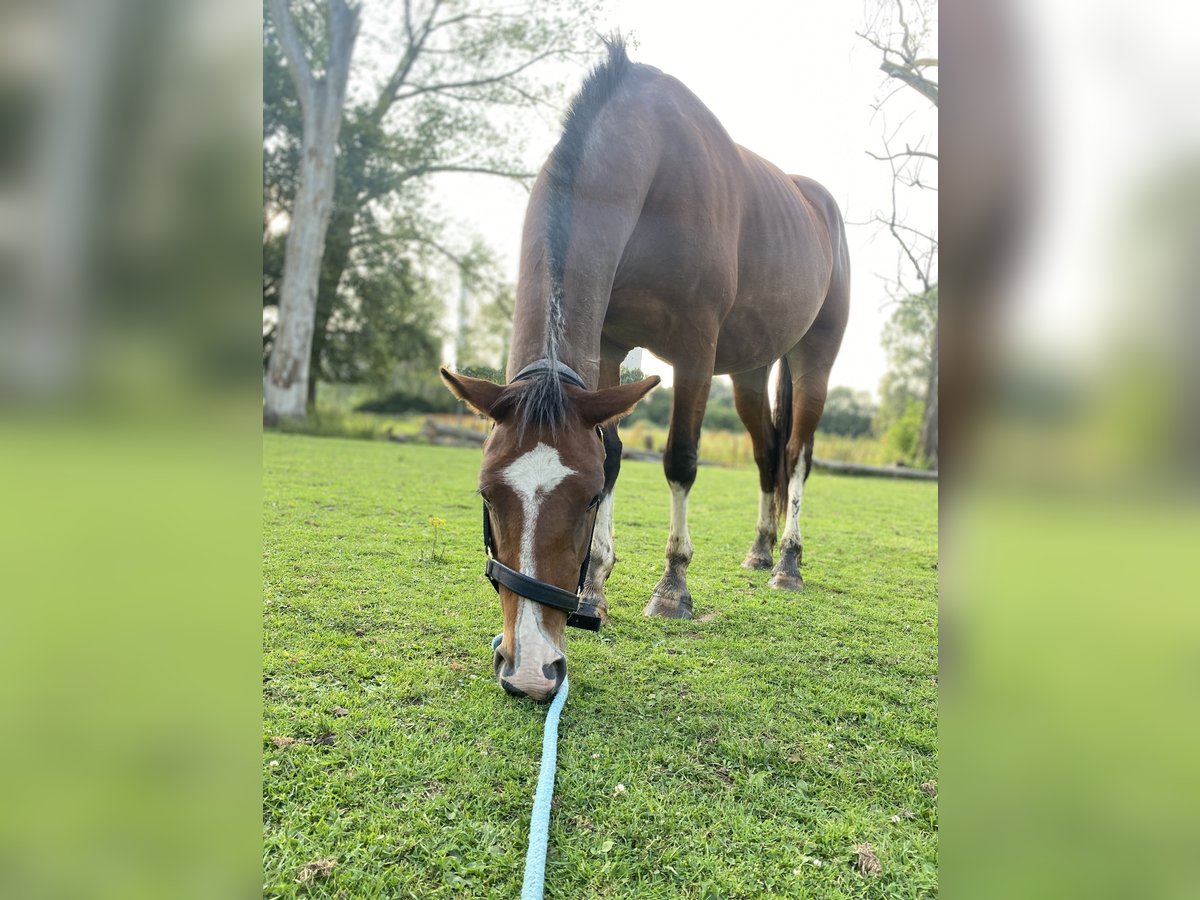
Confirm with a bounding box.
[518,37,632,431]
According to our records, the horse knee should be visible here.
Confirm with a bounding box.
[662,441,698,490]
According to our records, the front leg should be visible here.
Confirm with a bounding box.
[645,481,694,618]
[579,491,616,623]
[645,366,711,620]
[578,366,624,624]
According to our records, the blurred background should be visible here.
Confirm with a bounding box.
[1,0,1198,896]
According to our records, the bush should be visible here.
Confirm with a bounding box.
[882,400,926,466]
[818,386,877,438]
[354,369,460,415]
[356,392,458,414]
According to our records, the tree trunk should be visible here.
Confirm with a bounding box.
[265,133,338,423]
[306,194,358,407]
[263,0,359,425]
[919,325,939,468]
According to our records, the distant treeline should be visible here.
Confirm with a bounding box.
[356,365,877,440]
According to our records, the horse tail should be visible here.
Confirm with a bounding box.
[773,356,793,526]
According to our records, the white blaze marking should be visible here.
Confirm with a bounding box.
[501,444,576,660]
[502,443,576,574]
[666,481,692,562]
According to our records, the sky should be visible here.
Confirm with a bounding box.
[424,0,938,395]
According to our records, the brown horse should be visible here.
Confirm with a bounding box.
[441,39,849,700]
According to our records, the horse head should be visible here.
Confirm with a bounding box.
[440,367,659,700]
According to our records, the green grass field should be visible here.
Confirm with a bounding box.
[263,434,938,898]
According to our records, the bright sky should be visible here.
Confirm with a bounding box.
[424,0,937,395]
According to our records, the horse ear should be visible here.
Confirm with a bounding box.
[576,376,661,425]
[440,367,506,418]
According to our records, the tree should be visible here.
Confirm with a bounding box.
[818,386,878,438]
[860,0,939,466]
[264,0,361,424]
[876,286,937,436]
[263,0,604,420]
[461,281,515,374]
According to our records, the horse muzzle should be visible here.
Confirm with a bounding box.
[494,641,566,701]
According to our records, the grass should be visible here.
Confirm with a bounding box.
[263,433,938,898]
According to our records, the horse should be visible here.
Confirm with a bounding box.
[441,39,849,700]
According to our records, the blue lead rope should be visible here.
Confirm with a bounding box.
[493,634,569,900]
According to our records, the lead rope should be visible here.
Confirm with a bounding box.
[492,634,569,900]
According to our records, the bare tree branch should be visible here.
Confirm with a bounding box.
[880,60,938,106]
[397,162,535,185]
[866,146,939,163]
[393,49,562,102]
[371,0,442,125]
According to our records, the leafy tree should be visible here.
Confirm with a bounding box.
[320,237,441,387]
[702,379,742,432]
[458,273,515,374]
[263,0,605,419]
[882,399,926,465]
[264,0,361,423]
[875,286,937,450]
[818,386,877,437]
[860,0,938,465]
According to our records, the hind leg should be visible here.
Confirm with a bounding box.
[732,367,778,569]
[770,302,847,591]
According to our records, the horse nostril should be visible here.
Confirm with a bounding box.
[493,645,513,679]
[543,657,567,692]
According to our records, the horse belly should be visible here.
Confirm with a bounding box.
[712,264,828,374]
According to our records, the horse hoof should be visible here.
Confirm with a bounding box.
[741,553,773,570]
[768,571,804,591]
[644,594,693,619]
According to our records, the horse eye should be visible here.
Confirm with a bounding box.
[587,494,603,510]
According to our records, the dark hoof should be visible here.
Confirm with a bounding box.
[768,571,804,591]
[644,593,693,619]
[741,553,773,570]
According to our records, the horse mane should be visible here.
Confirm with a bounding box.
[516,36,632,431]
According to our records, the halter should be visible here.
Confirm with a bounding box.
[482,358,604,632]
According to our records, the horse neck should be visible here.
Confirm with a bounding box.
[507,249,606,390]
[508,99,659,390]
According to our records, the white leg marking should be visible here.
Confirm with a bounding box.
[756,490,776,537]
[585,492,616,589]
[502,444,576,663]
[667,481,692,562]
[779,450,807,548]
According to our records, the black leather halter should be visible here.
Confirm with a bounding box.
[482,358,604,632]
